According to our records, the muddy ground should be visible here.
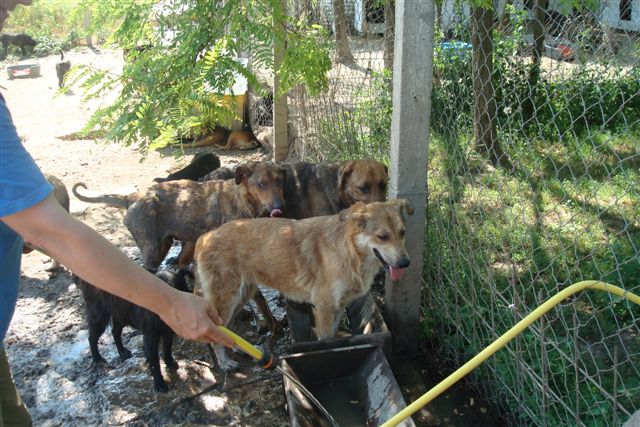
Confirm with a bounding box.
[3,48,507,426]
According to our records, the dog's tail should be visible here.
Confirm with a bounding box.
[59,50,64,61]
[72,183,136,209]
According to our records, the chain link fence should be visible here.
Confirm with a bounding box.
[246,0,392,161]
[426,3,640,426]
[248,1,640,425]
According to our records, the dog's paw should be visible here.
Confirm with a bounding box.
[218,357,240,372]
[91,356,108,366]
[164,357,179,371]
[154,379,170,393]
[118,349,133,361]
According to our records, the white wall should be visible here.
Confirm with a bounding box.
[601,0,640,31]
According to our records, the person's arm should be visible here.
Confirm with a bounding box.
[1,194,233,347]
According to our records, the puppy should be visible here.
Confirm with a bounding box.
[153,152,221,183]
[72,161,286,271]
[55,50,71,89]
[75,269,191,392]
[194,199,413,371]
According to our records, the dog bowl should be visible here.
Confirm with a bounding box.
[7,63,41,79]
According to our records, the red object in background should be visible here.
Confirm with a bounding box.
[13,69,31,77]
[559,44,575,59]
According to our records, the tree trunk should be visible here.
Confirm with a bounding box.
[332,0,355,64]
[471,5,508,167]
[499,0,513,34]
[383,0,395,70]
[83,10,94,49]
[521,0,547,124]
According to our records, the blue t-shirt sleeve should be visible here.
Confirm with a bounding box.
[0,99,52,217]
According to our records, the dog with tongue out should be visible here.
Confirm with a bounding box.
[195,198,414,371]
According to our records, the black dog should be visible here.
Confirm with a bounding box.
[75,269,192,392]
[0,33,36,56]
[153,152,220,183]
[55,51,71,89]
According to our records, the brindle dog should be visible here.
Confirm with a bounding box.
[202,159,388,219]
[72,161,286,271]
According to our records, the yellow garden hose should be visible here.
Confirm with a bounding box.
[381,281,640,427]
[217,325,274,369]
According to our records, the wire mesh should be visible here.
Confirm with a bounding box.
[248,2,640,425]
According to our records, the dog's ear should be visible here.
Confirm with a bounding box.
[235,163,252,184]
[392,199,414,218]
[337,160,356,197]
[339,202,368,228]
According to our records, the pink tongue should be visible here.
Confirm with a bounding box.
[389,267,407,282]
[270,209,283,217]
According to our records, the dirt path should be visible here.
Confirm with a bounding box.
[3,48,287,426]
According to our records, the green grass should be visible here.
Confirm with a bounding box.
[425,127,640,425]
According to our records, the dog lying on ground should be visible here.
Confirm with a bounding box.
[183,127,262,151]
[55,50,71,89]
[75,269,192,392]
[194,199,412,371]
[72,161,286,271]
[0,33,36,56]
[153,152,221,183]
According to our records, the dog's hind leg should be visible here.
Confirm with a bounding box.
[161,331,179,370]
[111,319,133,361]
[253,291,282,337]
[143,332,169,392]
[177,241,195,268]
[212,343,238,372]
[311,303,342,340]
[139,236,173,272]
[87,307,110,364]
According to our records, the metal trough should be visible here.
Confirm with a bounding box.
[282,344,415,427]
[286,293,392,359]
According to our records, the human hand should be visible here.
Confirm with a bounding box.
[161,290,234,348]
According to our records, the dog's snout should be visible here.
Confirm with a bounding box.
[397,256,410,269]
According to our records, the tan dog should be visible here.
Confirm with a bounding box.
[195,199,413,371]
[184,128,261,151]
[201,159,389,335]
[72,161,286,271]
